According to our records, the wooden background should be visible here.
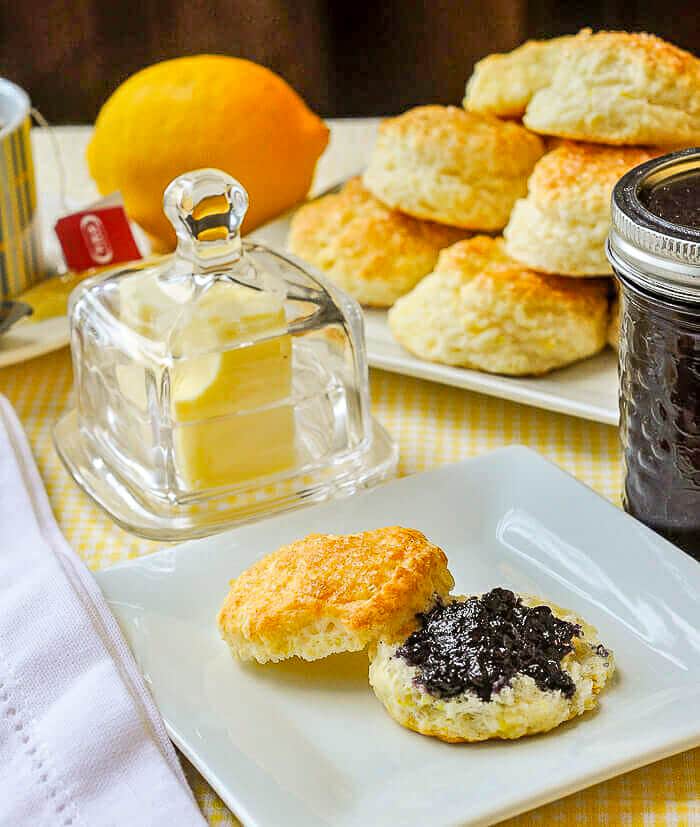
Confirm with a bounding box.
[1,0,698,123]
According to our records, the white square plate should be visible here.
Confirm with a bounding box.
[250,209,619,426]
[95,447,700,826]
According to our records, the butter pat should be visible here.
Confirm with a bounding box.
[119,274,296,491]
[172,333,295,490]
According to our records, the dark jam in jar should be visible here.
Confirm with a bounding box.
[640,171,700,230]
[619,284,700,557]
[608,149,700,560]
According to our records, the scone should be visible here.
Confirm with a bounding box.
[369,588,615,742]
[287,178,466,307]
[388,236,609,375]
[464,34,576,119]
[218,527,454,663]
[504,142,660,276]
[464,29,700,146]
[362,106,545,231]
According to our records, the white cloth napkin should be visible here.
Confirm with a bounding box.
[0,395,206,827]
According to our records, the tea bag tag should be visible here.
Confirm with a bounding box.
[54,194,143,273]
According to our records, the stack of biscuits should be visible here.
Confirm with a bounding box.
[289,29,700,376]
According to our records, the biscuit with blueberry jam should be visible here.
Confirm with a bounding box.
[369,588,614,742]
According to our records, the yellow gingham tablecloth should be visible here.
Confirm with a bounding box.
[0,125,697,825]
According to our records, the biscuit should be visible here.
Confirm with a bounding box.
[362,106,545,230]
[504,142,661,276]
[217,527,454,663]
[387,236,609,375]
[465,29,700,146]
[464,34,576,119]
[369,593,615,742]
[287,178,466,307]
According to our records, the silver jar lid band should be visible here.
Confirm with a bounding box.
[608,148,700,303]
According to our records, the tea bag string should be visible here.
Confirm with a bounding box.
[31,107,69,215]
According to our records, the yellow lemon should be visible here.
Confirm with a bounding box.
[87,55,329,251]
[17,272,84,322]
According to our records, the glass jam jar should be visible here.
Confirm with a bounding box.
[607,148,700,560]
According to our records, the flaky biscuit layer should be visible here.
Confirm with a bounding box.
[504,142,661,276]
[288,178,466,306]
[218,527,454,663]
[362,105,544,230]
[388,236,609,375]
[465,29,700,146]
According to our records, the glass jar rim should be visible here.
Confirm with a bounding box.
[608,148,700,303]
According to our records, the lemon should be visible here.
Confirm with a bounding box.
[87,55,329,251]
[17,272,84,321]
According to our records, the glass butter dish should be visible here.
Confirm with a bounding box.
[54,169,397,540]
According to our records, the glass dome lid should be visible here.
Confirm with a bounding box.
[54,169,397,540]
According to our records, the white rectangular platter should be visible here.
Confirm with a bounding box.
[95,447,700,827]
[250,212,619,426]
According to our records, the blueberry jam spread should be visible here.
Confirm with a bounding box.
[396,588,582,702]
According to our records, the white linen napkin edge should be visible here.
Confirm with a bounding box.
[0,394,196,800]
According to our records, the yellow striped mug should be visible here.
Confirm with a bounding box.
[0,79,43,298]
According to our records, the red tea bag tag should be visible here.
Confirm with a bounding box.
[54,193,143,273]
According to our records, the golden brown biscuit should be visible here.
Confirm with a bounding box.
[369,593,615,743]
[362,106,545,230]
[218,527,454,663]
[465,29,700,146]
[287,178,466,307]
[504,142,661,276]
[464,34,576,118]
[388,236,609,375]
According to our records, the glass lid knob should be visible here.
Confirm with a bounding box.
[163,168,249,271]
